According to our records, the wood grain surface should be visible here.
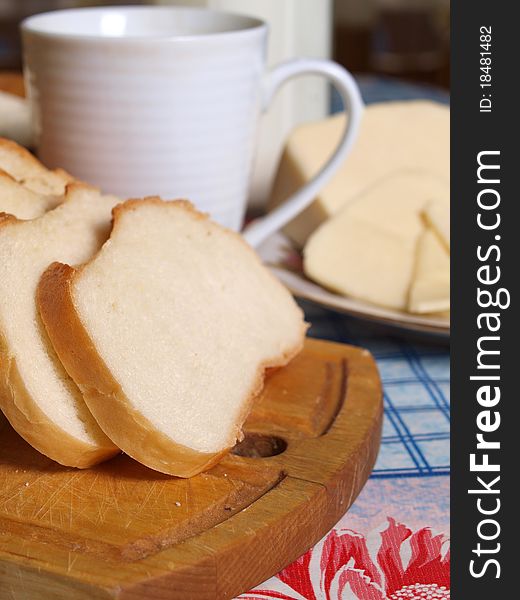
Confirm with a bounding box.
[0,338,382,599]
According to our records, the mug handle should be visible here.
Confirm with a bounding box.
[242,59,364,248]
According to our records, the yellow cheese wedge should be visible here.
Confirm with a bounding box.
[303,171,447,311]
[270,100,450,246]
[408,227,450,314]
[422,201,450,251]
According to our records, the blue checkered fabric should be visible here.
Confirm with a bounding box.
[301,300,450,479]
[316,77,451,480]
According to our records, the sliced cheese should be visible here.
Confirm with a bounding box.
[408,227,450,314]
[270,100,450,246]
[303,171,447,310]
[423,201,450,251]
[347,170,448,225]
[304,214,419,310]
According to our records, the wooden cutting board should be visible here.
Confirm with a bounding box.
[0,338,382,600]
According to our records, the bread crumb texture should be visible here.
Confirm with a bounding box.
[73,200,306,455]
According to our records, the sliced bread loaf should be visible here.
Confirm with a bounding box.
[38,199,306,477]
[0,183,120,467]
[0,137,73,195]
[0,169,61,219]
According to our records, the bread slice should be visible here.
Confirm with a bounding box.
[0,169,62,219]
[38,199,306,477]
[303,171,449,310]
[0,137,73,195]
[0,183,120,467]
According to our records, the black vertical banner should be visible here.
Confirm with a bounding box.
[451,1,516,597]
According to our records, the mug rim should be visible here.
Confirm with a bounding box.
[21,5,267,43]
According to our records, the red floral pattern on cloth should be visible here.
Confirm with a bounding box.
[241,518,450,600]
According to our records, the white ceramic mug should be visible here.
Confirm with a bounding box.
[22,6,363,247]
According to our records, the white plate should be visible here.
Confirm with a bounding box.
[257,232,450,340]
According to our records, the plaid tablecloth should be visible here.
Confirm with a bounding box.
[240,79,451,600]
[240,302,450,600]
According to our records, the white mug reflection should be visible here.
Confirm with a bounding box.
[100,13,126,37]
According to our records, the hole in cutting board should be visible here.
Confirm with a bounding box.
[231,434,287,458]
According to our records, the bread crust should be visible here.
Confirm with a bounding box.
[0,212,16,226]
[38,262,228,477]
[38,199,307,477]
[0,196,119,468]
[0,168,63,218]
[0,168,20,184]
[0,137,74,188]
[0,330,118,468]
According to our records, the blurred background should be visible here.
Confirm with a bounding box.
[0,0,450,207]
[0,0,450,84]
